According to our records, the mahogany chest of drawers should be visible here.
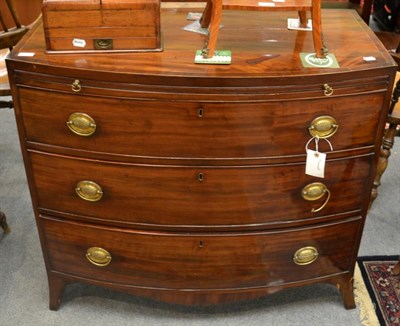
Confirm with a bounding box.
[6,8,396,310]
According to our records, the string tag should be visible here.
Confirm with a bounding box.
[306,149,326,178]
[305,136,331,178]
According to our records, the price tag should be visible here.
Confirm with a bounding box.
[17,52,35,57]
[72,38,86,48]
[258,2,276,6]
[305,149,326,178]
[194,50,232,65]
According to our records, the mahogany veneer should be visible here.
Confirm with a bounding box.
[6,8,396,310]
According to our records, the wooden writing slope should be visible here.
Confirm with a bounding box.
[200,0,326,59]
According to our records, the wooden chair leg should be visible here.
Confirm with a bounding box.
[311,0,327,58]
[0,211,10,234]
[371,79,400,204]
[298,10,308,28]
[201,0,222,58]
[371,122,398,204]
[200,0,213,28]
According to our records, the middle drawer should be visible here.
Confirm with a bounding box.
[30,151,372,229]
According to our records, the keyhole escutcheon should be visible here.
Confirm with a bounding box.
[197,172,204,182]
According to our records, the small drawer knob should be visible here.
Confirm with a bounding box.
[66,112,96,136]
[301,182,331,213]
[308,115,338,139]
[293,246,319,265]
[323,83,333,96]
[86,247,112,267]
[71,79,82,93]
[75,180,103,202]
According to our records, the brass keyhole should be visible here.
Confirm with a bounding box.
[197,173,204,182]
[197,107,204,118]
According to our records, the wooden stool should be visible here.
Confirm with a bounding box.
[199,0,327,58]
[0,211,10,234]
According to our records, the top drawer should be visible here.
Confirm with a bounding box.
[18,87,386,162]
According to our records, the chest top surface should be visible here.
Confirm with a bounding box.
[7,8,396,85]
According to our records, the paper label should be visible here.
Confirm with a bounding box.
[363,56,376,62]
[258,2,276,6]
[300,53,340,69]
[17,52,35,57]
[194,50,232,65]
[287,18,312,31]
[72,38,86,48]
[186,12,203,21]
[305,149,326,178]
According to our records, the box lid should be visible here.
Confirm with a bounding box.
[101,0,160,10]
[42,0,100,11]
[42,0,159,11]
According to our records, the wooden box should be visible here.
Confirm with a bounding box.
[42,0,161,53]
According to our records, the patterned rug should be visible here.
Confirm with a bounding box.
[355,256,400,326]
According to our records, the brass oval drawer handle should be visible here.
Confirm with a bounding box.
[66,112,97,136]
[323,83,333,96]
[71,79,82,93]
[75,180,103,202]
[86,247,112,267]
[301,182,331,213]
[308,115,338,139]
[293,246,319,265]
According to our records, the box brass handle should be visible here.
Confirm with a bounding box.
[66,112,96,136]
[301,182,331,213]
[86,247,112,267]
[323,83,333,96]
[293,246,319,265]
[71,79,82,92]
[308,115,338,139]
[75,180,103,202]
[94,39,113,50]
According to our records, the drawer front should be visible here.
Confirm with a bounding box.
[31,151,373,228]
[19,88,384,159]
[47,36,160,52]
[42,216,361,289]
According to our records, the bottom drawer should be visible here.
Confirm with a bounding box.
[42,216,361,290]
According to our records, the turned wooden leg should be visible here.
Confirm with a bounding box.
[311,0,327,58]
[202,0,222,58]
[298,10,308,28]
[371,122,399,204]
[371,79,400,204]
[48,274,69,311]
[336,275,356,309]
[200,0,213,28]
[0,211,10,234]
